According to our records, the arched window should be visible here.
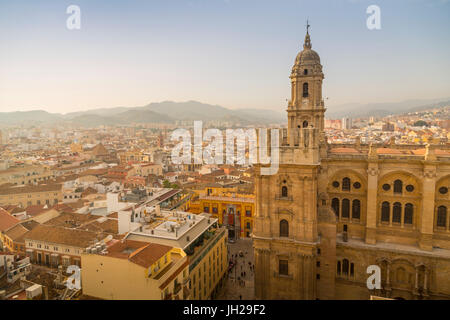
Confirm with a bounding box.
[342,177,351,191]
[394,180,403,194]
[302,82,309,97]
[280,219,289,237]
[404,203,413,225]
[352,199,361,219]
[331,198,340,217]
[381,201,390,222]
[337,261,341,275]
[342,259,349,275]
[302,120,309,128]
[393,202,402,223]
[437,206,447,227]
[342,199,350,218]
[281,186,288,198]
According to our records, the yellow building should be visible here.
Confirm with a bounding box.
[124,209,228,300]
[0,184,62,208]
[131,163,163,176]
[70,143,83,154]
[81,239,190,300]
[190,187,255,240]
[118,149,150,164]
[0,165,55,186]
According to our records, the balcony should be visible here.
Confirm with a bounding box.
[174,283,182,295]
[163,293,173,300]
[188,227,226,272]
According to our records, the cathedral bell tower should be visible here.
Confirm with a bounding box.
[253,24,333,300]
[287,24,325,145]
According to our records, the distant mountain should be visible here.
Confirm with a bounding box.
[327,98,450,118]
[2,98,448,127]
[0,110,63,124]
[0,101,285,127]
[232,108,285,124]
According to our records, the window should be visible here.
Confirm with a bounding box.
[332,181,340,188]
[393,202,402,223]
[350,263,354,277]
[280,219,289,237]
[352,199,361,219]
[279,259,288,276]
[342,178,351,191]
[342,199,350,218]
[302,120,309,128]
[302,82,309,97]
[439,187,448,195]
[281,186,288,198]
[245,210,251,217]
[331,198,339,216]
[394,180,403,194]
[382,184,391,191]
[353,182,361,189]
[304,69,308,75]
[381,202,390,222]
[406,185,414,192]
[404,203,413,225]
[204,206,209,213]
[342,259,349,275]
[437,206,447,227]
[337,261,341,275]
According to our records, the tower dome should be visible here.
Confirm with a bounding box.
[292,25,322,75]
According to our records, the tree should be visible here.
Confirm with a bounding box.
[413,120,428,127]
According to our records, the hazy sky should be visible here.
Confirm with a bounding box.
[0,0,449,113]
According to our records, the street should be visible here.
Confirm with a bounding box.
[215,237,255,300]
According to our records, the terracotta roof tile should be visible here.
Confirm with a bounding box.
[0,208,20,231]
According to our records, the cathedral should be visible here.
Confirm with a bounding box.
[253,27,450,300]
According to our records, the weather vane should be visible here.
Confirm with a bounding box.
[306,19,310,34]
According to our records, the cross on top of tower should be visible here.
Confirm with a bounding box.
[303,20,312,49]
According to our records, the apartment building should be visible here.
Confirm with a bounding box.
[81,239,190,300]
[0,184,62,208]
[0,165,55,186]
[124,209,228,300]
[24,224,109,268]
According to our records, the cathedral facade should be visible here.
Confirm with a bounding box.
[253,29,450,300]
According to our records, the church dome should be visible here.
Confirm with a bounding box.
[291,25,323,75]
[295,48,321,66]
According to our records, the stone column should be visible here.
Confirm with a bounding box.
[415,267,419,290]
[420,165,436,251]
[366,163,379,244]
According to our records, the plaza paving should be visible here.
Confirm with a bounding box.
[215,237,255,300]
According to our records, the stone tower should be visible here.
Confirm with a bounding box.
[253,25,335,300]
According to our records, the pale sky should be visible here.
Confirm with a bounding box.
[0,0,449,113]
